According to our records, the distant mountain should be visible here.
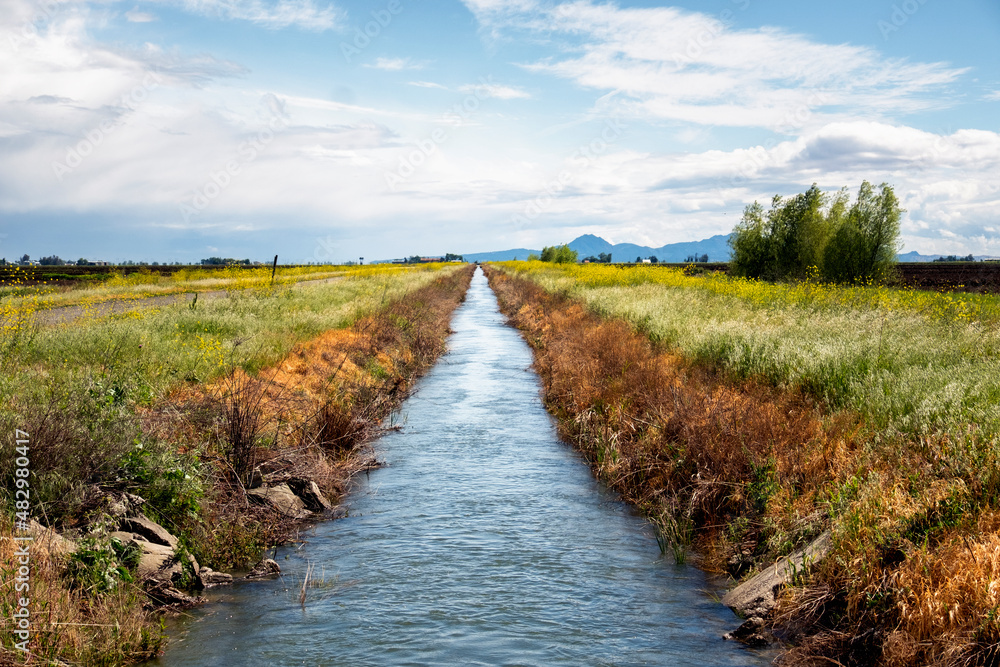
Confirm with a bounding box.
[566,233,614,258]
[897,251,1000,262]
[897,251,944,263]
[462,247,542,262]
[463,233,733,264]
[461,235,987,265]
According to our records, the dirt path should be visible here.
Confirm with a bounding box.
[34,276,344,327]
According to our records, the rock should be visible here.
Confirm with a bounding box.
[26,520,76,559]
[723,531,833,618]
[133,540,183,584]
[248,467,264,489]
[119,515,178,549]
[247,484,311,519]
[106,491,147,518]
[144,581,205,608]
[109,532,194,587]
[246,558,281,579]
[723,616,773,647]
[198,567,234,588]
[288,478,333,513]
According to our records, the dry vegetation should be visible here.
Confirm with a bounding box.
[484,264,1000,667]
[0,264,474,665]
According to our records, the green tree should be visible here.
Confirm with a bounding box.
[822,182,902,284]
[540,244,578,264]
[729,201,770,278]
[729,181,900,284]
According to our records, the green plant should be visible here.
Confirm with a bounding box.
[747,456,779,515]
[653,512,693,565]
[65,533,139,595]
[540,244,579,264]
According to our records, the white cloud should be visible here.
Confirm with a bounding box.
[1,0,994,260]
[408,81,448,90]
[985,90,1000,101]
[365,57,423,71]
[469,1,965,130]
[458,83,530,99]
[177,0,343,31]
[125,6,156,22]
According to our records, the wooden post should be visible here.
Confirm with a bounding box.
[271,254,278,285]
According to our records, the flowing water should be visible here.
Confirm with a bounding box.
[152,269,771,666]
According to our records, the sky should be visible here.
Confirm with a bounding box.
[0,0,998,263]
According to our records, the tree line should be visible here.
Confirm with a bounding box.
[729,181,902,283]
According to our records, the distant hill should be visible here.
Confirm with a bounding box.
[463,233,734,264]
[897,251,944,263]
[461,247,542,262]
[459,236,991,265]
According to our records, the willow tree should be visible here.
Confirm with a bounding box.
[729,184,828,280]
[822,181,902,284]
[540,244,578,264]
[729,181,901,284]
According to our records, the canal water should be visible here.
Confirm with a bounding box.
[152,268,770,666]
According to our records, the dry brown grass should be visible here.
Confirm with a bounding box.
[484,265,1000,667]
[0,517,160,666]
[486,266,853,547]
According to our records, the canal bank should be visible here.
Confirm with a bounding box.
[150,268,770,666]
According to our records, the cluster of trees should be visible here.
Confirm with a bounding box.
[685,254,709,263]
[933,254,976,262]
[403,253,464,263]
[529,245,579,263]
[729,181,902,283]
[637,256,659,263]
[201,257,253,266]
[582,252,612,263]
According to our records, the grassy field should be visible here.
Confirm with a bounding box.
[499,261,1000,443]
[0,262,472,665]
[490,261,1000,666]
[0,263,363,310]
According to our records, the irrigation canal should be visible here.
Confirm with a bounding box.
[151,268,772,666]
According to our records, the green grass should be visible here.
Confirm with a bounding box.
[0,264,456,520]
[497,262,1000,444]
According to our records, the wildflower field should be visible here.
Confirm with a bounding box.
[499,261,1000,443]
[491,261,1000,666]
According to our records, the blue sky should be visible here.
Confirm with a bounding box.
[1,0,998,263]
